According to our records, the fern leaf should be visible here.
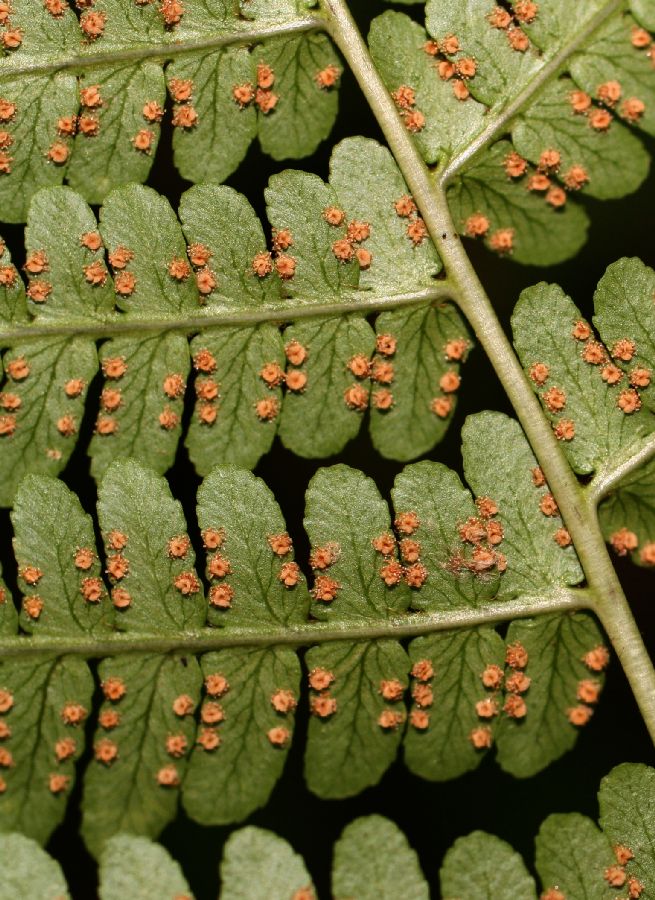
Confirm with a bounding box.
[99,834,193,900]
[182,468,303,824]
[535,813,617,899]
[220,826,314,900]
[0,0,337,219]
[462,411,583,591]
[332,815,429,900]
[598,762,655,890]
[0,832,70,900]
[496,613,605,777]
[369,3,654,263]
[440,831,537,900]
[0,138,467,500]
[598,455,655,566]
[403,628,506,780]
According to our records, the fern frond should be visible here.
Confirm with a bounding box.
[0,402,610,848]
[6,761,655,898]
[0,137,467,503]
[369,1,654,263]
[0,0,336,219]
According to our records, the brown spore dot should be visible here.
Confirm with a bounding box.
[285,339,308,366]
[597,80,622,106]
[541,890,565,900]
[167,535,190,559]
[0,393,19,411]
[267,726,290,747]
[271,689,297,713]
[156,764,180,787]
[582,645,610,671]
[165,734,188,758]
[0,98,16,122]
[74,547,94,571]
[1,27,22,49]
[441,33,460,55]
[267,532,292,556]
[106,554,129,581]
[610,527,639,556]
[507,27,530,51]
[23,596,43,619]
[54,737,76,761]
[394,195,416,217]
[601,364,623,385]
[614,844,634,865]
[539,493,559,516]
[618,388,641,413]
[0,265,16,287]
[475,697,499,718]
[380,560,404,586]
[620,97,646,122]
[315,64,341,90]
[631,25,651,48]
[286,369,308,393]
[343,384,369,411]
[372,389,394,411]
[481,664,503,689]
[275,254,296,280]
[589,107,613,130]
[506,671,531,694]
[504,693,527,718]
[278,561,301,588]
[309,544,338,570]
[172,694,195,716]
[504,151,527,178]
[255,89,278,114]
[506,641,528,669]
[628,876,644,898]
[48,773,70,794]
[201,701,224,725]
[379,679,404,702]
[20,565,43,585]
[196,379,219,402]
[399,538,421,563]
[159,406,180,430]
[172,105,198,129]
[488,6,512,28]
[486,521,504,545]
[111,587,131,609]
[311,575,340,602]
[201,528,224,550]
[372,533,396,556]
[102,357,127,380]
[546,186,567,208]
[308,667,334,691]
[553,527,572,548]
[640,542,655,565]
[356,247,373,269]
[465,213,490,237]
[204,673,229,698]
[27,280,52,303]
[439,370,461,393]
[56,414,77,437]
[527,173,551,192]
[395,511,420,535]
[94,738,118,764]
[576,679,601,704]
[469,726,493,749]
[114,271,136,298]
[61,702,86,725]
[102,677,126,702]
[174,571,200,595]
[571,93,591,118]
[391,85,416,110]
[24,250,49,274]
[514,0,538,23]
[563,165,589,190]
[232,83,254,108]
[603,865,626,888]
[168,258,191,281]
[193,348,216,373]
[582,341,606,365]
[412,683,433,708]
[612,338,636,361]
[409,710,430,730]
[554,418,575,441]
[538,148,560,172]
[0,721,9,740]
[259,362,284,388]
[44,0,68,16]
[378,709,404,729]
[411,659,434,682]
[255,396,279,421]
[489,228,514,253]
[346,221,371,244]
[458,516,487,544]
[196,727,220,751]
[406,217,428,245]
[630,366,651,388]
[311,694,337,718]
[0,690,13,713]
[208,585,232,610]
[78,114,100,137]
[332,238,354,262]
[80,9,106,39]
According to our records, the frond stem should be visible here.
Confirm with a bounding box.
[0,286,450,346]
[324,0,655,745]
[0,589,588,659]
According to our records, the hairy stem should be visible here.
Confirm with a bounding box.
[0,286,449,346]
[589,432,655,506]
[0,590,586,659]
[324,0,655,743]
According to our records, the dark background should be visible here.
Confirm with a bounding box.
[1,0,654,895]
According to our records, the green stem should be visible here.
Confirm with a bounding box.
[0,286,449,346]
[323,0,655,744]
[0,589,586,659]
